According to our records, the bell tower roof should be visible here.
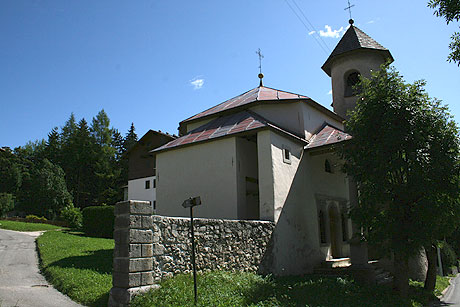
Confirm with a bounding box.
[322,24,393,76]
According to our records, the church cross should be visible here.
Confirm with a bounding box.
[344,0,355,20]
[256,48,264,74]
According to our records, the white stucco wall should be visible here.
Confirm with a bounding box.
[251,103,304,137]
[257,130,275,221]
[155,137,238,219]
[300,103,344,140]
[127,176,156,204]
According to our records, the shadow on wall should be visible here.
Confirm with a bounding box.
[259,150,322,276]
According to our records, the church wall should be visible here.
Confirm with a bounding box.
[184,117,214,134]
[235,137,259,220]
[257,130,275,221]
[155,137,238,219]
[128,176,156,204]
[250,103,305,137]
[300,103,344,140]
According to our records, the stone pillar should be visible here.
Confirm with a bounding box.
[108,200,159,307]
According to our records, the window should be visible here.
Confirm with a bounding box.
[153,179,156,188]
[283,147,291,164]
[319,210,327,244]
[145,180,150,189]
[341,213,349,242]
[344,71,361,97]
[153,200,156,210]
[325,159,332,173]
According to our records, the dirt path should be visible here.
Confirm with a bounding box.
[0,229,83,307]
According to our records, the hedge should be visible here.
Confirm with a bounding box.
[82,206,114,238]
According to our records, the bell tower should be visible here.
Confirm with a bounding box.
[322,20,393,119]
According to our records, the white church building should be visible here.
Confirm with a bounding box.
[152,21,393,274]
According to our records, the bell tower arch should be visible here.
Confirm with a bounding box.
[322,20,393,119]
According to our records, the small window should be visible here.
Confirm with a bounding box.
[319,210,327,244]
[153,179,156,188]
[341,213,349,242]
[325,159,332,173]
[344,71,361,97]
[153,200,156,210]
[145,180,150,189]
[283,147,291,164]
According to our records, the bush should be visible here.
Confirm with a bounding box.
[25,214,48,222]
[60,204,82,229]
[82,206,114,238]
[0,193,14,217]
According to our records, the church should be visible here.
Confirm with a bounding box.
[148,20,393,274]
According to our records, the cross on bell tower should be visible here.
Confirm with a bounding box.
[344,0,355,24]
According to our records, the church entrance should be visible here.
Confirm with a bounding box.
[328,206,342,258]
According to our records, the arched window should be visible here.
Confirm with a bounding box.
[344,71,361,97]
[325,159,332,173]
[319,210,327,243]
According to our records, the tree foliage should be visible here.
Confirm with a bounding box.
[428,0,460,65]
[341,64,460,295]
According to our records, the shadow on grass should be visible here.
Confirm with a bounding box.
[48,249,113,274]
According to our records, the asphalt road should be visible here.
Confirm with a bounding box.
[0,229,83,307]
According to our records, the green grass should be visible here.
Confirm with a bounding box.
[0,219,64,231]
[37,230,114,307]
[130,271,434,307]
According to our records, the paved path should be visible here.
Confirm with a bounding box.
[0,229,83,307]
[432,274,460,307]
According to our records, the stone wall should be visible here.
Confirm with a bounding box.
[109,200,275,307]
[151,215,275,281]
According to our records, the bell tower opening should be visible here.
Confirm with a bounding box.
[344,71,360,97]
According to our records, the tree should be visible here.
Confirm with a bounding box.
[341,64,460,296]
[0,193,14,217]
[428,0,460,65]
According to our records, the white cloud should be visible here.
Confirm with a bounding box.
[190,78,204,90]
[308,30,316,35]
[327,90,332,95]
[319,25,344,38]
[367,20,375,24]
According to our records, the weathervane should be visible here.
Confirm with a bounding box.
[256,48,264,87]
[344,0,355,24]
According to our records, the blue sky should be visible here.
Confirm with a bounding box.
[1,0,459,148]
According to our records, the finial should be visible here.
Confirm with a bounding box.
[258,73,264,87]
[344,0,355,21]
[349,19,354,25]
[256,48,264,87]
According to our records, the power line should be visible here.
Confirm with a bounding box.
[291,0,331,52]
[283,0,330,55]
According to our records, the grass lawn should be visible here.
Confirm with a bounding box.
[130,271,445,307]
[37,230,114,307]
[0,219,64,231]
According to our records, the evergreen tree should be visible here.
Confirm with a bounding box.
[45,127,61,164]
[123,122,138,153]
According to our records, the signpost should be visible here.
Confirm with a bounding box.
[182,196,201,304]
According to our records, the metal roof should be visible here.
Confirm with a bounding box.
[155,110,306,153]
[306,124,352,150]
[182,86,310,123]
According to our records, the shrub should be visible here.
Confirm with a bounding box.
[82,206,114,238]
[25,214,48,222]
[0,193,14,217]
[60,204,82,229]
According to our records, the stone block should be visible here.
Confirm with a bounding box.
[129,229,153,244]
[113,272,141,288]
[113,258,129,273]
[129,244,141,258]
[114,229,129,246]
[129,258,153,272]
[152,243,165,256]
[141,272,154,285]
[130,215,142,228]
[142,244,153,257]
[108,287,130,307]
[142,216,154,229]
[130,201,153,215]
[114,215,130,229]
[114,201,131,216]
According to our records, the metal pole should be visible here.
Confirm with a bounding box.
[190,206,198,304]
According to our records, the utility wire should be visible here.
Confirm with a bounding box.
[283,0,330,55]
[291,0,331,52]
